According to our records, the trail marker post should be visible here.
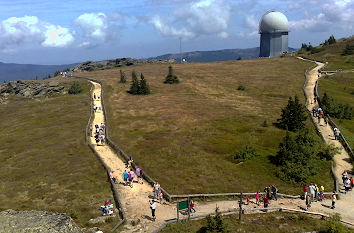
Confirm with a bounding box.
[239,192,243,222]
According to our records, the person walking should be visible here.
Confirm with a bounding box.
[312,107,316,117]
[94,93,96,99]
[136,167,143,184]
[256,191,260,206]
[331,191,336,209]
[128,169,135,188]
[317,114,321,124]
[271,185,278,201]
[149,200,156,221]
[263,195,269,209]
[123,170,128,185]
[344,178,351,194]
[89,124,93,137]
[324,116,328,126]
[153,182,160,199]
[190,199,196,213]
[100,134,105,146]
[305,192,311,211]
[320,185,325,201]
[304,185,309,200]
[350,177,354,190]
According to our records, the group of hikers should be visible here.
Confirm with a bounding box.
[303,183,327,210]
[99,199,114,216]
[342,171,354,194]
[89,123,105,145]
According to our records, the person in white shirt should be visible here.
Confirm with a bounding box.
[149,200,156,221]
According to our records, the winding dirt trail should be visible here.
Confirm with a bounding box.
[88,60,354,232]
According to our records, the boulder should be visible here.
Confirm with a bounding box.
[0,209,82,233]
[49,80,60,87]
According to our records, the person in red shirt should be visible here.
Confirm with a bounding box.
[263,196,269,208]
[350,177,353,190]
[304,185,309,199]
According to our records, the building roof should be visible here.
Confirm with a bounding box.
[259,11,288,33]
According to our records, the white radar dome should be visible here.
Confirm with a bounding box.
[259,11,288,33]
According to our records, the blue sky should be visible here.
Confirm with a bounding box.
[0,0,353,64]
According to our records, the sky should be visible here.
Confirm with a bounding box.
[0,0,353,65]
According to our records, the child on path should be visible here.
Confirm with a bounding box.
[153,182,160,199]
[246,195,250,205]
[256,191,260,206]
[331,191,336,209]
[190,199,196,213]
[158,189,163,204]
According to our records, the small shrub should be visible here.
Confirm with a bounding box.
[119,70,127,83]
[164,65,179,84]
[326,214,350,233]
[233,145,258,161]
[288,214,299,222]
[237,85,245,91]
[68,81,83,94]
[318,144,339,161]
[262,120,268,127]
[236,56,242,60]
[203,207,229,233]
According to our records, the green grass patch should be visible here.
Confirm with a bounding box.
[318,73,354,150]
[76,57,333,194]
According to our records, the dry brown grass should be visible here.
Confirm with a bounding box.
[76,57,333,194]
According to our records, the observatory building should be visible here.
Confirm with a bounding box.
[259,11,289,57]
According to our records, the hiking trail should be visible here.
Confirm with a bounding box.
[88,57,354,233]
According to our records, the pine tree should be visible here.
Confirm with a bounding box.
[164,65,179,84]
[128,71,139,94]
[139,73,150,95]
[119,70,127,83]
[277,95,307,132]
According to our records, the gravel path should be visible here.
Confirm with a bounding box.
[88,60,354,233]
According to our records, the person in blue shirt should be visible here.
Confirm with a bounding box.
[123,170,128,185]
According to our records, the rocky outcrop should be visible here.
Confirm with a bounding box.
[0,209,82,233]
[72,57,175,72]
[0,79,65,98]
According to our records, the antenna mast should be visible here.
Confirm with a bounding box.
[179,37,182,63]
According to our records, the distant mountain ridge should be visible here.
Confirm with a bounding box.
[148,47,298,62]
[0,62,79,82]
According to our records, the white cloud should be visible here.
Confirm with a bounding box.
[42,25,74,47]
[149,15,195,38]
[0,16,74,52]
[149,0,231,39]
[289,0,354,32]
[74,13,108,41]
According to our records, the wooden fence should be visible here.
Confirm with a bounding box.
[153,205,354,232]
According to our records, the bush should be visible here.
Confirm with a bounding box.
[237,85,245,91]
[164,66,179,84]
[262,120,268,127]
[233,145,258,162]
[274,130,318,184]
[318,144,339,161]
[119,70,127,83]
[277,95,307,132]
[326,214,350,233]
[128,71,150,95]
[201,207,229,233]
[68,81,83,94]
[341,44,354,56]
[236,56,242,60]
[321,92,353,120]
[128,71,139,95]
